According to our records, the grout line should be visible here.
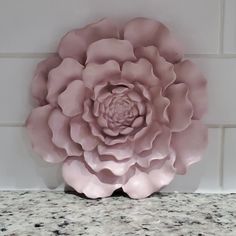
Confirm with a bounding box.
[219,0,225,55]
[0,53,56,58]
[208,124,229,128]
[211,124,236,129]
[219,127,225,189]
[0,123,25,127]
[186,53,236,59]
[0,53,235,59]
[1,123,236,128]
[207,124,221,128]
[207,124,236,128]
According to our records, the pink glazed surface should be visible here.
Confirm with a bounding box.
[27,18,207,199]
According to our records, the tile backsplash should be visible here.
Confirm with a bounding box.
[0,0,235,192]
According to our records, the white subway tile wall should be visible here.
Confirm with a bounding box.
[0,0,234,192]
[224,0,236,54]
[223,129,236,191]
[0,127,63,190]
[0,59,40,124]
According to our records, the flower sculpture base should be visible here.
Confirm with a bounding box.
[27,18,207,199]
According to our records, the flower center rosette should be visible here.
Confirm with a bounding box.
[27,18,207,199]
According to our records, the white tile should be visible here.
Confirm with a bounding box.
[192,58,236,125]
[224,0,236,54]
[0,0,220,54]
[0,127,63,190]
[197,128,222,192]
[163,128,221,192]
[162,162,204,193]
[0,58,41,124]
[223,128,236,191]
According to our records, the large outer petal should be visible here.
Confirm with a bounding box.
[82,60,120,89]
[58,80,89,117]
[31,56,61,105]
[134,122,162,153]
[86,39,136,64]
[63,157,122,198]
[84,150,135,176]
[174,60,207,119]
[165,83,193,132]
[70,116,100,151]
[104,135,129,146]
[58,18,119,64]
[122,155,176,199]
[48,109,82,156]
[150,85,170,124]
[98,142,134,161]
[124,17,183,63]
[171,120,208,174]
[137,126,171,168]
[122,58,160,87]
[135,46,176,90]
[26,105,67,163]
[47,58,84,106]
[123,168,155,199]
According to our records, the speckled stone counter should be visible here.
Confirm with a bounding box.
[0,192,235,236]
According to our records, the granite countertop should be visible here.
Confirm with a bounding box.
[0,191,235,236]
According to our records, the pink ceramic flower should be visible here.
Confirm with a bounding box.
[27,18,207,199]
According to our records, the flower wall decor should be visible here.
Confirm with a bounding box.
[26,18,207,199]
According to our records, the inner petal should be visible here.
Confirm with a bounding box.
[91,80,151,140]
[104,94,138,131]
